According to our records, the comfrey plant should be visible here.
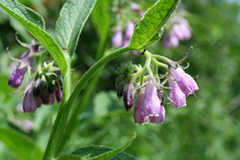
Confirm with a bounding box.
[1,0,197,159]
[116,48,198,125]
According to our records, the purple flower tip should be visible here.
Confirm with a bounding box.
[123,85,134,111]
[8,68,27,88]
[55,89,63,103]
[130,3,141,12]
[41,94,55,105]
[112,30,123,47]
[20,50,31,59]
[23,90,41,112]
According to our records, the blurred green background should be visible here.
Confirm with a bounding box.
[0,0,240,159]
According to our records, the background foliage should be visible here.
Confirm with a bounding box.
[0,0,240,159]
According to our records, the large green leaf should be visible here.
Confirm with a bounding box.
[91,0,110,40]
[0,127,43,160]
[129,0,180,50]
[0,0,68,76]
[57,134,136,160]
[91,0,110,59]
[56,0,97,56]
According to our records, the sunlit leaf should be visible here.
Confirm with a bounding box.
[129,0,180,50]
[56,0,97,56]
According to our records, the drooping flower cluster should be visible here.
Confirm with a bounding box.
[111,3,143,49]
[163,13,191,48]
[133,79,165,124]
[116,51,198,125]
[112,21,135,48]
[8,40,63,112]
[23,62,63,112]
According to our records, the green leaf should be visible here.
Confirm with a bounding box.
[91,0,110,39]
[129,0,180,50]
[56,0,97,56]
[91,0,110,59]
[57,133,136,160]
[0,127,43,160]
[0,0,68,76]
[0,0,45,29]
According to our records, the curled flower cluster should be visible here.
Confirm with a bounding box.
[8,40,63,112]
[23,66,63,112]
[116,50,198,125]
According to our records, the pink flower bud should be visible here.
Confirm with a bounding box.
[163,33,179,48]
[126,22,135,40]
[123,84,134,111]
[130,3,141,12]
[55,89,62,103]
[173,21,191,40]
[170,67,199,96]
[8,68,27,88]
[168,77,186,108]
[8,50,34,88]
[112,30,123,47]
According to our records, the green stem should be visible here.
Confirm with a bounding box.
[59,68,103,151]
[43,54,71,160]
[43,46,131,160]
[151,58,168,70]
[150,52,170,64]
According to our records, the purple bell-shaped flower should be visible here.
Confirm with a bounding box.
[55,89,63,103]
[8,50,32,88]
[168,77,186,108]
[133,79,165,124]
[170,67,199,96]
[23,89,42,112]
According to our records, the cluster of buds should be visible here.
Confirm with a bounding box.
[8,39,63,112]
[163,12,191,48]
[23,62,62,112]
[116,50,198,125]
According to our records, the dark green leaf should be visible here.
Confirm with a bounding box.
[0,0,68,76]
[91,0,110,59]
[129,0,180,50]
[0,127,43,160]
[57,134,136,160]
[91,0,110,39]
[56,0,97,56]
